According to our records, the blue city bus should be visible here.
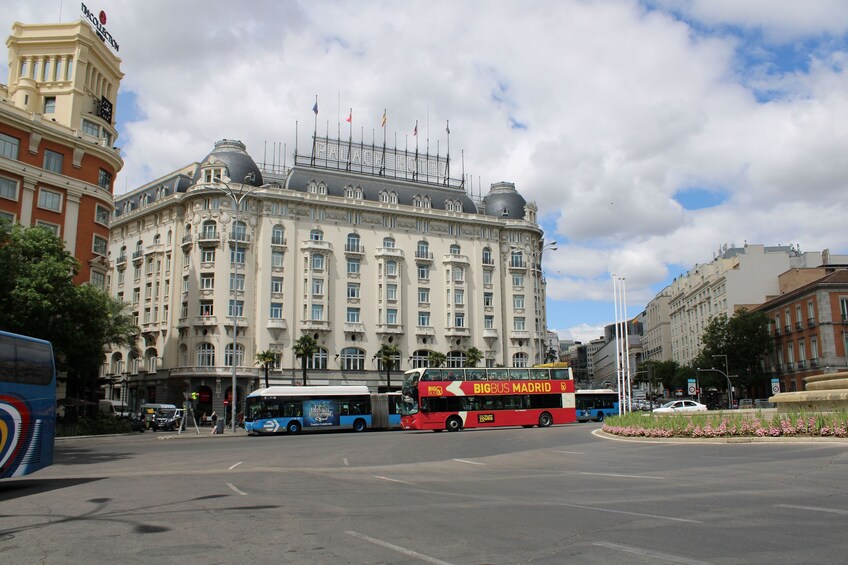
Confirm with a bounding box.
[0,330,56,478]
[244,385,401,435]
[575,389,619,422]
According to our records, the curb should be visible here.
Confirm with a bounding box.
[592,429,848,444]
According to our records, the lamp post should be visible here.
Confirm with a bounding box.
[697,367,734,409]
[511,240,557,365]
[713,353,731,408]
[209,173,266,433]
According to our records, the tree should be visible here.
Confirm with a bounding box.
[255,350,276,389]
[464,346,483,367]
[376,343,400,389]
[545,347,559,363]
[0,221,139,401]
[428,351,446,367]
[292,334,318,386]
[696,309,772,395]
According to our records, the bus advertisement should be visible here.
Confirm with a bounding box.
[575,389,620,422]
[400,367,576,432]
[0,330,56,478]
[244,386,402,435]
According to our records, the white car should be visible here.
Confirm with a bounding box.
[652,400,708,414]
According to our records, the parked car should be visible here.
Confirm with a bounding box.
[652,399,708,414]
[738,399,754,409]
[152,408,184,431]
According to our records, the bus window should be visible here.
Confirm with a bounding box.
[488,368,509,381]
[528,368,550,380]
[509,368,529,380]
[444,369,462,381]
[422,369,442,381]
[551,369,570,380]
[466,369,486,381]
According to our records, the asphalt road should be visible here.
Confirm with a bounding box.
[1,423,847,564]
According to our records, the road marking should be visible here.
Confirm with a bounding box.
[552,450,584,455]
[226,482,247,496]
[228,461,243,470]
[777,504,848,515]
[581,472,665,480]
[346,531,454,565]
[453,458,486,466]
[343,457,349,466]
[374,475,415,485]
[560,503,702,523]
[593,541,715,564]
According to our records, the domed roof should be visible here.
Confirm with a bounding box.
[483,181,527,220]
[191,139,263,187]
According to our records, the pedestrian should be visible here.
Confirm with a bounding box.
[210,411,218,434]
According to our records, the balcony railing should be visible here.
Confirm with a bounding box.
[784,326,792,334]
[415,251,434,262]
[271,236,287,247]
[344,244,365,254]
[808,318,816,327]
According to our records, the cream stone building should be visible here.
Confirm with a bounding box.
[105,138,553,416]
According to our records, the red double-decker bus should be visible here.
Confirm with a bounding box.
[400,366,576,431]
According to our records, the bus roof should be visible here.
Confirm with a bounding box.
[576,389,617,394]
[248,385,371,397]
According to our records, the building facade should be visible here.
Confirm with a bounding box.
[105,139,554,416]
[0,21,123,286]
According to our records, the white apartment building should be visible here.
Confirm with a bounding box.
[664,244,846,366]
[105,138,554,415]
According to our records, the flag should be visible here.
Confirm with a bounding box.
[381,110,386,128]
[446,120,450,134]
[312,100,318,115]
[413,122,418,136]
[346,109,352,123]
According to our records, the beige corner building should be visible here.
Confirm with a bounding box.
[105,138,554,416]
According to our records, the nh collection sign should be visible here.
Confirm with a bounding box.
[81,3,120,52]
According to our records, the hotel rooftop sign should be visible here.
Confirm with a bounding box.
[81,3,119,52]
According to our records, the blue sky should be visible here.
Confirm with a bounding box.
[3,0,848,343]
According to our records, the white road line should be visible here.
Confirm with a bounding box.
[581,471,665,480]
[552,450,584,455]
[228,461,243,470]
[453,458,486,466]
[343,457,349,466]
[374,475,415,485]
[561,503,702,523]
[593,541,715,565]
[346,531,454,565]
[777,504,848,515]
[226,482,248,496]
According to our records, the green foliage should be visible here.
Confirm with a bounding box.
[376,343,400,388]
[695,308,772,392]
[57,414,133,437]
[464,346,483,367]
[292,334,318,386]
[255,350,276,388]
[428,351,446,367]
[0,222,139,400]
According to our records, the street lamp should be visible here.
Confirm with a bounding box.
[511,240,557,365]
[209,173,268,433]
[697,367,734,410]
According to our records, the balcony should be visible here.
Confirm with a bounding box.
[786,362,795,371]
[228,233,251,247]
[376,247,405,260]
[442,253,469,265]
[266,318,288,330]
[795,322,803,331]
[270,236,287,248]
[482,257,494,266]
[445,327,470,338]
[344,322,365,334]
[510,330,531,340]
[377,323,404,335]
[808,318,816,327]
[784,326,792,334]
[193,315,218,327]
[774,327,781,336]
[797,360,807,369]
[508,261,527,272]
[181,235,193,249]
[415,251,434,263]
[344,244,364,256]
[197,231,219,247]
[300,239,332,253]
[116,255,126,266]
[301,319,330,332]
[132,250,144,264]
[811,359,819,368]
[483,328,499,339]
[415,325,436,336]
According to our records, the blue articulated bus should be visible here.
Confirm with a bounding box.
[0,330,56,478]
[575,389,620,422]
[244,385,401,435]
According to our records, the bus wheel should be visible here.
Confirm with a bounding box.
[539,412,553,428]
[596,412,605,422]
[446,416,463,432]
[287,420,301,434]
[353,419,367,432]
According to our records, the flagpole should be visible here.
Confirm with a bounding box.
[445,120,450,186]
[311,95,318,165]
[414,120,419,181]
[380,108,387,176]
[346,107,352,171]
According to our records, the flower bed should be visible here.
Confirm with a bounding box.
[601,411,848,439]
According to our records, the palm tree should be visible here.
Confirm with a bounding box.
[376,343,400,390]
[292,335,318,386]
[255,350,276,389]
[464,346,483,368]
[428,351,446,368]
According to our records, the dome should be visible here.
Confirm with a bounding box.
[192,139,263,187]
[483,181,527,219]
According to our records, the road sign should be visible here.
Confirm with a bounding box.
[771,378,780,394]
[687,378,697,395]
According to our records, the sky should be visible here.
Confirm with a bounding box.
[2,0,848,343]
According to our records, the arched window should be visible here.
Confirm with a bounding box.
[271,224,285,245]
[153,234,161,245]
[450,244,461,255]
[411,350,430,369]
[445,200,454,212]
[422,196,431,209]
[389,191,398,204]
[197,343,215,367]
[376,351,402,372]
[413,195,421,207]
[346,233,360,253]
[341,347,365,371]
[511,249,524,268]
[482,247,492,264]
[145,348,158,373]
[454,201,463,213]
[446,351,467,368]
[202,220,217,239]
[306,347,328,370]
[512,352,529,368]
[225,343,245,367]
[310,229,323,241]
[312,253,324,270]
[110,352,123,375]
[179,344,188,367]
[379,190,389,203]
[383,237,395,248]
[231,220,247,241]
[416,241,429,259]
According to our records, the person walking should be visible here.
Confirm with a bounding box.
[210,411,218,434]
